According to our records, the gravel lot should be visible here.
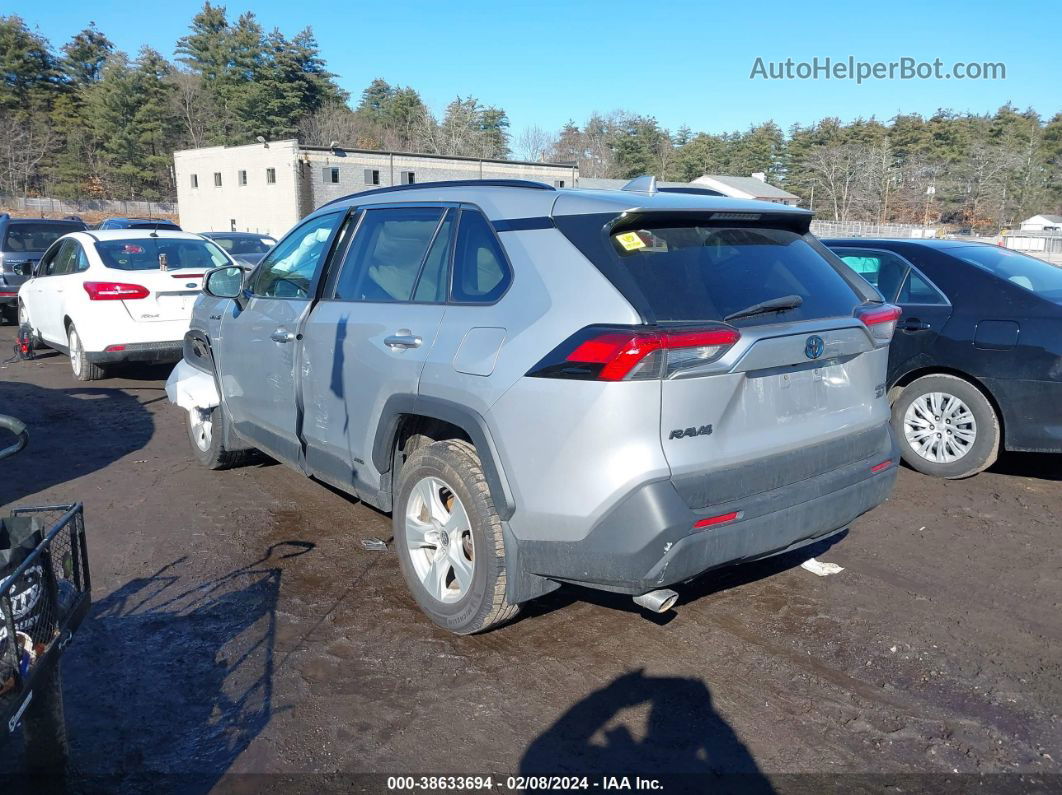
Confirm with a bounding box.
[0,324,1058,791]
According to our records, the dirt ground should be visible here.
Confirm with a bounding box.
[0,324,1058,792]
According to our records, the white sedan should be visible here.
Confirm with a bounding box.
[17,230,234,380]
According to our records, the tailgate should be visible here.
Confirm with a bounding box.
[122,269,204,322]
[660,320,889,506]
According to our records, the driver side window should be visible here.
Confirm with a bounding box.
[249,212,342,298]
[46,240,77,276]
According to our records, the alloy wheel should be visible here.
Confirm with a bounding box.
[404,476,475,603]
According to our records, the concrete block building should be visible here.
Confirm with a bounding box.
[174,140,578,237]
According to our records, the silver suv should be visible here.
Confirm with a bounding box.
[166,178,900,634]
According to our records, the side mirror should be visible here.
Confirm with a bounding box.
[203,265,246,299]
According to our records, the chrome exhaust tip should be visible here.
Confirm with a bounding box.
[633,588,679,613]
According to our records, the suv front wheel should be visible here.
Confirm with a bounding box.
[394,439,519,634]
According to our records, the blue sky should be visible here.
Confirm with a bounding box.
[10,0,1059,145]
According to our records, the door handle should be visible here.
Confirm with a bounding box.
[384,332,422,350]
[901,318,931,332]
[270,328,296,343]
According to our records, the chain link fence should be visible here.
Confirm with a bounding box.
[0,195,176,219]
[809,220,939,239]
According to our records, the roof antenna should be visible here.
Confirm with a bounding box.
[150,220,160,238]
[622,175,658,194]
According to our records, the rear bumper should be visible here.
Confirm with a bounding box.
[982,377,1062,453]
[516,424,898,596]
[0,292,17,306]
[86,340,183,364]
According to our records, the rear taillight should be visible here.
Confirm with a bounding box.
[856,304,901,345]
[529,325,740,381]
[83,281,150,301]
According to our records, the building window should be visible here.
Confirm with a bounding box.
[266,168,276,184]
[191,174,198,189]
[401,171,416,185]
[365,169,380,186]
[554,179,565,188]
[238,170,247,186]
[213,172,222,187]
[323,166,340,184]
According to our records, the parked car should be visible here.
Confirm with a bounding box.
[167,178,900,634]
[824,239,1062,478]
[200,231,277,266]
[97,218,182,231]
[0,214,88,323]
[17,230,233,380]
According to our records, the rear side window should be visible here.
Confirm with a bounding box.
[3,223,83,252]
[898,269,947,304]
[833,248,911,302]
[332,207,448,303]
[558,216,861,324]
[451,210,510,303]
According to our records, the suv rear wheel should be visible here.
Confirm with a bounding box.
[893,374,1000,479]
[394,439,519,634]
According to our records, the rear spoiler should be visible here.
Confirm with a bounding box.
[610,207,813,236]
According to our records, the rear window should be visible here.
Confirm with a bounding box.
[2,222,84,252]
[95,238,229,271]
[557,215,862,324]
[950,246,1062,302]
[211,236,275,255]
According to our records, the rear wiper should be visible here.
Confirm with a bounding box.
[724,294,803,323]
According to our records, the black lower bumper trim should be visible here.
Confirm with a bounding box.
[86,341,183,364]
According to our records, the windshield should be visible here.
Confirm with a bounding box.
[950,246,1062,302]
[211,236,276,256]
[95,238,230,271]
[559,218,861,324]
[2,222,84,252]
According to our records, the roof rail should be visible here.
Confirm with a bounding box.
[622,175,658,194]
[320,178,555,208]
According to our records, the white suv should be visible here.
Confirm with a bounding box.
[18,230,233,380]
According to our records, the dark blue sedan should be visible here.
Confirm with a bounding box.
[824,239,1062,478]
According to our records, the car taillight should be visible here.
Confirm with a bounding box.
[856,304,901,345]
[83,281,150,301]
[528,325,740,381]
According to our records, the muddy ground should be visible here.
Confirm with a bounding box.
[0,324,1058,792]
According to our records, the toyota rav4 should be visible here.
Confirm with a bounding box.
[166,178,900,634]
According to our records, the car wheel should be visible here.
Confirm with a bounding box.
[893,374,1000,479]
[187,403,248,470]
[394,439,519,634]
[67,324,104,381]
[0,304,16,325]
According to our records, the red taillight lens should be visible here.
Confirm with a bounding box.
[856,304,901,345]
[693,511,741,529]
[83,281,150,301]
[534,325,741,381]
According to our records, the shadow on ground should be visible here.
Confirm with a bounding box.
[521,669,773,792]
[0,382,155,505]
[7,540,312,792]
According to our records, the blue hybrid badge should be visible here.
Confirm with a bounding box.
[805,335,825,360]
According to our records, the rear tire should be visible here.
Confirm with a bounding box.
[0,304,16,325]
[893,374,1000,479]
[187,402,248,469]
[394,439,519,634]
[67,324,104,381]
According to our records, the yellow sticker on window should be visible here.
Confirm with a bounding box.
[615,231,646,251]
